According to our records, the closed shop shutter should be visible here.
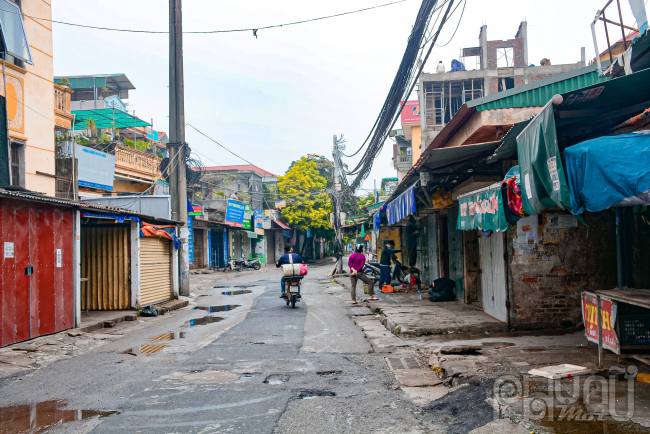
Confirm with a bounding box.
[193,229,204,268]
[140,237,171,306]
[81,226,130,310]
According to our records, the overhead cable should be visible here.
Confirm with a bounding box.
[11,1,406,35]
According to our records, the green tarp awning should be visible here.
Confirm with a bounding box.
[457,183,508,232]
[516,102,573,215]
[72,108,151,130]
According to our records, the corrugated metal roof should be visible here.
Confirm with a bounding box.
[475,70,605,111]
[0,190,181,225]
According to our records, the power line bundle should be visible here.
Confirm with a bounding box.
[341,0,460,191]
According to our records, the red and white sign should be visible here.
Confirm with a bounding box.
[400,100,421,124]
[582,292,618,353]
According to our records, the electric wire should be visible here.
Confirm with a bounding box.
[10,1,407,35]
[186,123,255,165]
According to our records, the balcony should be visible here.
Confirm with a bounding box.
[114,144,162,183]
[54,83,74,130]
[396,154,412,171]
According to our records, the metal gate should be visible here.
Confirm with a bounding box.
[193,229,204,268]
[1,199,74,347]
[479,232,507,322]
[140,237,171,306]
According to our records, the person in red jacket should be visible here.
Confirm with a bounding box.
[348,244,377,304]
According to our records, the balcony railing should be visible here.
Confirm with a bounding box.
[396,154,412,170]
[54,84,71,113]
[114,144,161,179]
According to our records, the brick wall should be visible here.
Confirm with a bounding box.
[486,38,525,69]
[506,211,617,330]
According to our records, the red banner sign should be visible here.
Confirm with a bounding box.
[582,292,618,353]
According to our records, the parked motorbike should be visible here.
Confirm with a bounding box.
[391,254,409,284]
[242,257,261,270]
[282,276,303,308]
[364,261,381,280]
[223,258,244,272]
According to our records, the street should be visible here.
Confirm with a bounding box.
[0,262,430,434]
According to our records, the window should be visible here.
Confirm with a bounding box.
[10,141,24,187]
[496,47,514,68]
[0,0,32,65]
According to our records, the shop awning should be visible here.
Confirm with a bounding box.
[419,141,500,172]
[486,120,531,163]
[457,183,508,232]
[564,132,650,214]
[387,183,417,226]
[272,219,290,230]
[516,102,574,215]
[72,108,152,130]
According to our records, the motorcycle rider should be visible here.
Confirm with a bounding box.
[276,244,303,298]
[379,241,401,289]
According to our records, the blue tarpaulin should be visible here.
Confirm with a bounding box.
[563,133,650,214]
[387,184,417,225]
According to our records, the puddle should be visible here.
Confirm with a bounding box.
[298,390,336,399]
[151,332,186,341]
[264,374,289,385]
[221,290,253,295]
[122,344,169,356]
[482,342,516,347]
[188,316,224,326]
[194,305,240,312]
[317,370,342,376]
[213,285,255,289]
[0,400,118,433]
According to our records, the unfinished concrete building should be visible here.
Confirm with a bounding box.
[419,21,587,151]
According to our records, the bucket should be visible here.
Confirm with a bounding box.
[364,284,369,294]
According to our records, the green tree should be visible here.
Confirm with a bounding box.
[278,157,332,232]
[358,192,375,209]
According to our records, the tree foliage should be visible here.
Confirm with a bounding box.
[358,192,375,209]
[278,157,332,232]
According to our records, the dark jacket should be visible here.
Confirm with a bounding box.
[276,253,303,267]
[380,247,401,265]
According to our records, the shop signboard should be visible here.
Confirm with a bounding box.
[225,200,246,227]
[243,205,252,230]
[254,209,264,229]
[187,216,194,264]
[457,184,508,232]
[75,144,115,191]
[188,205,203,216]
[582,291,618,353]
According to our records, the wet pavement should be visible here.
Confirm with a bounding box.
[0,262,649,433]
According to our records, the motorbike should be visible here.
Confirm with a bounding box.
[391,254,409,284]
[223,257,244,272]
[282,276,303,308]
[364,261,381,280]
[242,257,261,270]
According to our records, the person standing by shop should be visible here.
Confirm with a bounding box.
[379,241,401,288]
[349,244,377,304]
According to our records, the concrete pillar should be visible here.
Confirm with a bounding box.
[516,21,528,66]
[479,25,488,70]
[202,228,209,268]
[130,221,141,308]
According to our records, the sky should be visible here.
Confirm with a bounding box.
[52,0,639,194]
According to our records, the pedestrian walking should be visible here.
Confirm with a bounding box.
[349,244,377,304]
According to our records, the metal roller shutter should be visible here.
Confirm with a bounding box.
[140,237,172,306]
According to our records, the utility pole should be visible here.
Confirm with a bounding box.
[169,0,190,295]
[332,135,343,274]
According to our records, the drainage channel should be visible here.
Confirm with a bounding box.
[221,290,252,295]
[194,305,240,312]
[0,400,118,432]
[122,344,169,356]
[151,332,186,341]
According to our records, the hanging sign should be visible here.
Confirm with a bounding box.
[188,205,203,216]
[242,205,252,230]
[582,292,618,353]
[275,200,287,209]
[457,184,508,232]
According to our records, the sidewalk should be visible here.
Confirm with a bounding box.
[335,277,507,336]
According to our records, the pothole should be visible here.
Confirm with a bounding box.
[175,370,240,384]
[221,290,253,295]
[213,285,256,289]
[151,332,186,341]
[188,316,224,326]
[316,370,342,376]
[264,374,289,385]
[0,400,119,431]
[298,390,336,399]
[244,341,265,345]
[194,305,240,312]
[122,344,169,356]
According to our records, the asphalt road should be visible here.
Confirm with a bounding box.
[0,262,429,434]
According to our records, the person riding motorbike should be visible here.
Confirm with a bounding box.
[276,244,303,298]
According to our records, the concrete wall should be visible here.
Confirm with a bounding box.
[15,1,55,196]
[506,211,618,330]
